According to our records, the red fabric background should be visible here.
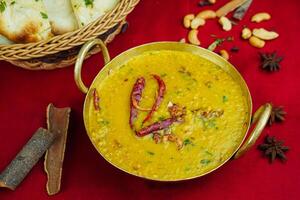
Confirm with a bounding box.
[0,0,299,199]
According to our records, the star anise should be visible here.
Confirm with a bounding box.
[258,135,289,163]
[260,52,283,72]
[268,105,286,126]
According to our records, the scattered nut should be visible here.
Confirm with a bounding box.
[196,10,216,20]
[208,0,216,4]
[191,17,206,29]
[188,30,201,45]
[179,38,186,43]
[218,16,232,31]
[252,28,279,40]
[183,14,195,28]
[249,36,265,48]
[241,27,252,39]
[251,12,271,23]
[219,49,229,60]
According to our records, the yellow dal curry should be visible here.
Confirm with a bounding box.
[87,50,249,180]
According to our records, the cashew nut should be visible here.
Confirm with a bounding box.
[249,36,265,48]
[183,14,195,28]
[179,38,186,43]
[251,12,271,23]
[218,16,232,31]
[191,17,206,29]
[208,0,216,4]
[188,30,201,45]
[219,49,229,60]
[252,28,279,40]
[241,27,252,39]
[196,10,216,20]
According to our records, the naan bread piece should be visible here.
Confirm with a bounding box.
[43,0,78,35]
[0,34,13,45]
[0,0,53,43]
[71,0,119,27]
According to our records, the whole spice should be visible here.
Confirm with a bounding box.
[230,46,239,52]
[268,105,286,125]
[233,0,253,20]
[92,88,100,111]
[260,52,283,72]
[198,0,212,7]
[216,0,248,17]
[136,118,175,137]
[258,135,289,163]
[143,75,166,123]
[129,77,146,129]
[0,128,56,190]
[44,104,71,195]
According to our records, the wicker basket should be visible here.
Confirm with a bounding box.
[0,0,139,70]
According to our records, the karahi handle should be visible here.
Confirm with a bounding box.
[74,39,110,94]
[234,103,272,159]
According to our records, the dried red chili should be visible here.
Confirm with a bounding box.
[129,77,146,129]
[136,118,175,137]
[143,75,166,123]
[92,88,100,111]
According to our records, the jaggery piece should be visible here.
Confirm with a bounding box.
[44,104,71,195]
[0,128,56,190]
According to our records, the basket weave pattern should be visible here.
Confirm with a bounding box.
[0,0,139,70]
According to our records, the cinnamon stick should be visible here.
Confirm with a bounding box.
[0,128,56,190]
[216,0,248,17]
[44,104,71,195]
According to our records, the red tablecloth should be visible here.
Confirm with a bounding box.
[0,0,299,199]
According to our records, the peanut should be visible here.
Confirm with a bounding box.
[241,27,252,39]
[251,12,271,23]
[188,30,201,45]
[219,49,229,60]
[218,16,232,31]
[249,36,265,48]
[190,17,206,29]
[183,14,195,28]
[252,28,279,40]
[196,10,216,20]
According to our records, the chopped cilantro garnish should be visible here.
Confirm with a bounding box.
[0,1,7,13]
[223,95,228,103]
[183,138,194,146]
[40,12,48,19]
[84,0,94,7]
[200,159,211,165]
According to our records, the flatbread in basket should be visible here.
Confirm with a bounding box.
[0,0,139,70]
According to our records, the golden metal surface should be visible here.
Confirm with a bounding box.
[234,103,272,159]
[74,39,271,181]
[74,39,110,94]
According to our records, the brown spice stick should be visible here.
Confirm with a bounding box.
[0,128,56,190]
[44,104,71,195]
[216,0,248,17]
